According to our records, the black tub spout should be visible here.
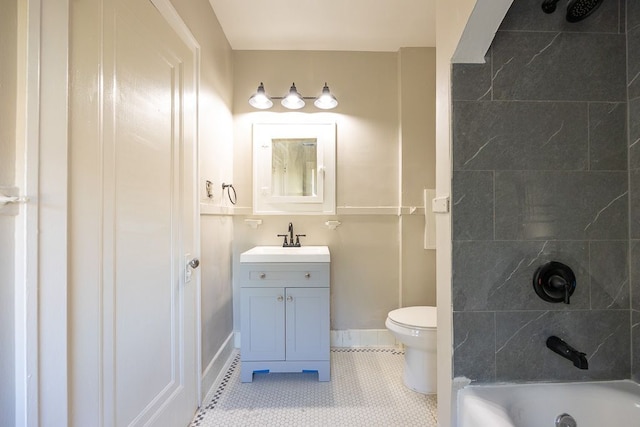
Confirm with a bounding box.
[546,336,588,369]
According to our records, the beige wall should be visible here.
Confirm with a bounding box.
[231,49,436,332]
[0,0,18,424]
[232,50,401,208]
[400,48,437,308]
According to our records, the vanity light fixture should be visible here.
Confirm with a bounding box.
[281,83,306,109]
[314,83,339,110]
[248,82,338,110]
[248,82,273,109]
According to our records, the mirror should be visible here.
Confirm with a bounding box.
[253,123,336,215]
[272,138,317,197]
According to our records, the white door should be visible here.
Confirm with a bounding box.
[111,0,197,426]
[102,0,198,425]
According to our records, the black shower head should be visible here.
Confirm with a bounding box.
[541,0,561,14]
[541,0,605,22]
[566,0,605,22]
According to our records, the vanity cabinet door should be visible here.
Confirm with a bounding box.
[240,287,285,361]
[285,288,330,361]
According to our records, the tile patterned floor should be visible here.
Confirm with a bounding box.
[191,348,438,427]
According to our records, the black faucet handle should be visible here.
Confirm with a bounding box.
[533,262,576,305]
[549,275,572,304]
[294,234,306,246]
[277,234,288,246]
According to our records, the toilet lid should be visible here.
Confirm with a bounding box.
[388,306,437,329]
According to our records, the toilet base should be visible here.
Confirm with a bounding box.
[402,346,436,394]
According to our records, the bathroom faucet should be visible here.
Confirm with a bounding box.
[288,222,294,244]
[546,336,588,370]
[277,223,305,247]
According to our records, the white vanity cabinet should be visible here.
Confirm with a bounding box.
[239,261,330,382]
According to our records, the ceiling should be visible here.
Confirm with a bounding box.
[208,0,436,52]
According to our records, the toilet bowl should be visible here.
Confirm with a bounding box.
[385,306,437,394]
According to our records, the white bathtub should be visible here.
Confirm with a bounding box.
[457,380,640,427]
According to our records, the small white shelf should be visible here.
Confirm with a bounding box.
[244,219,262,229]
[325,220,341,230]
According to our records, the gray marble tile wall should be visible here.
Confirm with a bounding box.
[452,0,632,383]
[629,0,640,381]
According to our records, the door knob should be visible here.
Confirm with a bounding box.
[185,255,199,284]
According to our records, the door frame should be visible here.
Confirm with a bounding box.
[14,0,41,424]
[16,0,70,425]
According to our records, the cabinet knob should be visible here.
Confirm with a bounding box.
[305,273,311,279]
[277,295,284,302]
[260,273,266,279]
[287,295,293,302]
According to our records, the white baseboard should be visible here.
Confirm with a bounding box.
[233,329,398,349]
[330,329,398,348]
[201,332,235,402]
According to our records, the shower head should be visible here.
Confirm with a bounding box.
[541,0,561,14]
[541,0,605,22]
[566,0,605,22]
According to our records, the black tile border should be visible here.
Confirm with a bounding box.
[191,354,240,426]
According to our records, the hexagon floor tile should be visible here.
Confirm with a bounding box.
[191,348,438,426]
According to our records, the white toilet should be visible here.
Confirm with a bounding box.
[385,306,437,394]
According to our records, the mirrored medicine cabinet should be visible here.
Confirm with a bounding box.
[253,123,336,215]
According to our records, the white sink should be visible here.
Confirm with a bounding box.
[240,245,330,263]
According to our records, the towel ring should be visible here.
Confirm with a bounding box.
[222,183,237,205]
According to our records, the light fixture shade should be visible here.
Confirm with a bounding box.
[248,82,273,109]
[281,83,305,110]
[314,83,338,110]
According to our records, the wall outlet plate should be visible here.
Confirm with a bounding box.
[432,195,450,213]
